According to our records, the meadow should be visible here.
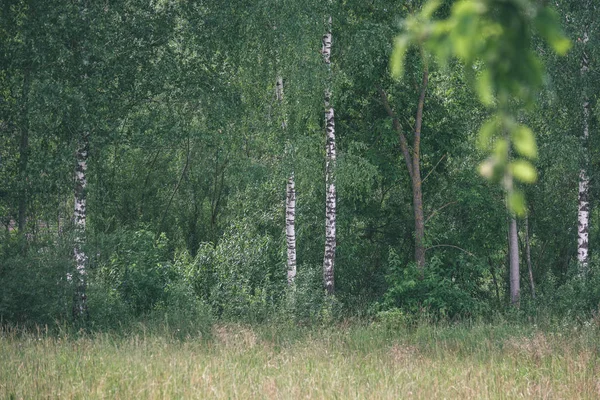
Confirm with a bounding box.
[2,319,599,399]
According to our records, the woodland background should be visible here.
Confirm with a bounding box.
[1,0,599,333]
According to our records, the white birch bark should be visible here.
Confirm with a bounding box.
[73,0,89,319]
[286,174,297,284]
[73,133,88,318]
[577,33,590,273]
[322,15,336,295]
[277,75,297,284]
[509,217,520,307]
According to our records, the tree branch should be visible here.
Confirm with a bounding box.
[425,201,457,225]
[377,87,413,180]
[157,134,190,237]
[422,153,447,184]
[425,244,476,258]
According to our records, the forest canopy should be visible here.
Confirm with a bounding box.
[0,0,598,329]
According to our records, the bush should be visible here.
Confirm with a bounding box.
[532,256,600,319]
[279,264,332,323]
[381,250,491,319]
[182,218,284,322]
[92,229,172,315]
[149,280,214,339]
[375,308,409,332]
[86,281,132,331]
[0,234,72,328]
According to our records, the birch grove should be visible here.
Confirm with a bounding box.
[1,0,596,326]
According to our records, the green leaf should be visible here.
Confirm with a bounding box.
[422,0,442,19]
[452,0,486,16]
[510,160,537,183]
[508,190,526,217]
[476,69,494,106]
[477,115,500,150]
[511,125,537,159]
[493,138,508,161]
[390,36,410,78]
[535,8,572,56]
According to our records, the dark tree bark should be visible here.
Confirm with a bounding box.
[412,67,429,270]
[378,62,429,272]
[525,215,535,299]
[509,217,520,307]
[17,69,31,234]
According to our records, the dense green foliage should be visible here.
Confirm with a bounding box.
[1,0,599,331]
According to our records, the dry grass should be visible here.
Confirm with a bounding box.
[1,321,599,399]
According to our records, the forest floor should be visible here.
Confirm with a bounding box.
[1,320,599,399]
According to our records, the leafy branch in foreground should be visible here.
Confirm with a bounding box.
[391,0,571,215]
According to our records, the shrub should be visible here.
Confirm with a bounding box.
[149,280,214,339]
[381,250,491,319]
[0,233,72,328]
[92,229,172,315]
[182,218,284,322]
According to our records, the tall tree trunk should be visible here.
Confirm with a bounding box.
[73,0,89,320]
[277,75,297,284]
[509,216,520,307]
[322,15,336,295]
[73,132,89,318]
[17,69,31,233]
[378,61,428,272]
[577,33,590,274]
[286,174,297,284]
[525,215,535,299]
[412,66,429,270]
[274,38,299,292]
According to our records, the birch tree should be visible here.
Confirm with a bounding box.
[322,12,336,295]
[277,76,297,284]
[577,31,590,273]
[73,131,89,318]
[72,0,90,319]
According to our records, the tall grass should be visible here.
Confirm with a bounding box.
[1,319,599,399]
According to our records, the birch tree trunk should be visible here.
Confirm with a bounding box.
[509,216,520,307]
[577,33,590,274]
[73,132,89,318]
[73,0,89,319]
[286,174,297,284]
[277,76,297,284]
[322,15,336,295]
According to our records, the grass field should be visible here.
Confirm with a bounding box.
[1,320,599,399]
